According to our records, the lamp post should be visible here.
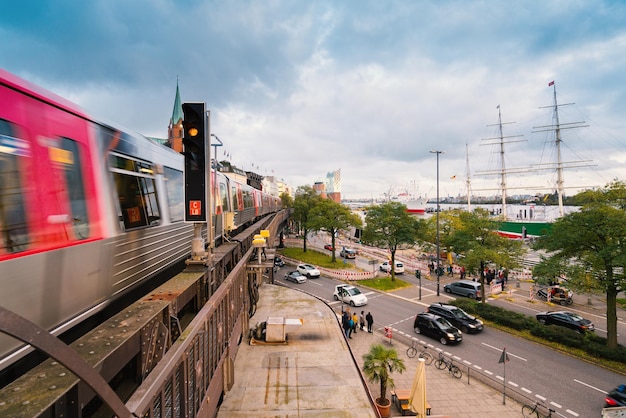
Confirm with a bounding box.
[430,149,444,296]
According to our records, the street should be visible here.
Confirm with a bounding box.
[274,257,626,418]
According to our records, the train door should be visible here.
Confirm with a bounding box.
[0,118,30,256]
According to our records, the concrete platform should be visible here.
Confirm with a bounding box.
[217,284,525,417]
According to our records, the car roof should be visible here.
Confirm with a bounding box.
[428,303,458,311]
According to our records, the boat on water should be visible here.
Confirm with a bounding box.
[391,192,427,215]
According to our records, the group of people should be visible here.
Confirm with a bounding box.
[341,309,374,338]
[485,268,508,288]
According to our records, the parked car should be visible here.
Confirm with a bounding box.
[296,263,321,278]
[605,384,626,408]
[379,260,405,274]
[427,302,483,333]
[284,271,307,284]
[443,280,481,300]
[333,284,368,307]
[274,256,285,267]
[324,244,335,251]
[536,286,573,305]
[536,310,595,333]
[413,312,462,345]
[339,248,357,259]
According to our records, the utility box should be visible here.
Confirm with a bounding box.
[265,316,303,343]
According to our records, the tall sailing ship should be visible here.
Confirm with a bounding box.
[472,81,590,239]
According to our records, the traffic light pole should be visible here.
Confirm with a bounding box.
[182,102,211,264]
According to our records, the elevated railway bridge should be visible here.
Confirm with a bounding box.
[0,210,290,418]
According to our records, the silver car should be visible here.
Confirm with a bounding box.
[284,271,307,284]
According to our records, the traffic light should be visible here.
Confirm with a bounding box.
[182,102,207,222]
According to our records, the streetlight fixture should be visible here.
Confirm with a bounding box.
[430,149,445,296]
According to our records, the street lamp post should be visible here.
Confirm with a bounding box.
[430,149,444,296]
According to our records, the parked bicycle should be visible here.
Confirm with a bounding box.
[406,340,434,365]
[434,352,462,379]
[522,401,555,418]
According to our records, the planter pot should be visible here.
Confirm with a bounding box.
[375,397,391,418]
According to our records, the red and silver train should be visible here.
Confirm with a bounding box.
[0,69,281,372]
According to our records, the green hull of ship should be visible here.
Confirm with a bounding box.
[497,221,552,238]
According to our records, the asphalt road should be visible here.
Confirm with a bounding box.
[274,263,625,418]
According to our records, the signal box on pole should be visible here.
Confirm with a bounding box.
[182,102,207,222]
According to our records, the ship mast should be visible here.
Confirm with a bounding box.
[465,140,471,212]
[476,106,525,219]
[532,81,589,217]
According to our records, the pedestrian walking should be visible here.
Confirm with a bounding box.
[359,311,365,331]
[347,315,355,338]
[365,311,374,333]
[352,312,358,334]
[341,311,350,339]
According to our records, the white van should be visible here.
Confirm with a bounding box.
[379,260,404,274]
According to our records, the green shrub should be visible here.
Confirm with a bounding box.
[450,299,625,366]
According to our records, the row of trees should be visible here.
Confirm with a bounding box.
[283,181,625,349]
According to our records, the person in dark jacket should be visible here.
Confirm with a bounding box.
[365,312,374,333]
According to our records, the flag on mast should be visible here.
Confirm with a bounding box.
[548,80,555,86]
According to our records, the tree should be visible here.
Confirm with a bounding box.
[362,344,406,410]
[292,185,322,252]
[533,180,626,349]
[362,202,421,280]
[443,208,524,302]
[308,199,362,262]
[279,191,293,208]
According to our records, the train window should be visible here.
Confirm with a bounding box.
[242,189,253,209]
[231,185,238,211]
[219,182,228,212]
[110,154,161,230]
[164,166,184,222]
[0,119,30,253]
[54,137,90,240]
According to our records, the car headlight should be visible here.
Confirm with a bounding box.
[468,324,476,329]
[446,333,455,339]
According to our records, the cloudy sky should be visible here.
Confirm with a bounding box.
[2,0,625,200]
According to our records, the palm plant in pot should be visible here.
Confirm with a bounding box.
[362,343,406,417]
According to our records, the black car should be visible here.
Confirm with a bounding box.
[536,310,595,333]
[427,303,483,334]
[413,312,463,345]
[605,384,626,408]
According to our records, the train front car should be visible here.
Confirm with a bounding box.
[0,69,109,371]
[0,70,194,374]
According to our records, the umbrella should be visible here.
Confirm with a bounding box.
[409,358,427,416]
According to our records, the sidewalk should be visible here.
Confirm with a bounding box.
[217,283,524,417]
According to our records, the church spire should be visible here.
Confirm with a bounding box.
[168,77,184,152]
[170,77,183,126]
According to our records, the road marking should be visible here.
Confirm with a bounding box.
[481,342,527,361]
[550,401,562,408]
[521,387,532,394]
[573,379,608,394]
[565,409,579,416]
[535,394,546,401]
[472,365,482,370]
[484,370,493,376]
[509,381,519,387]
